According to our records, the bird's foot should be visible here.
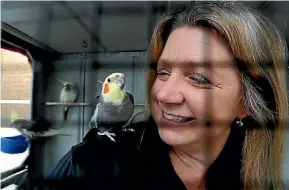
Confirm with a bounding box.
[97,131,116,142]
[122,128,135,132]
[89,124,97,129]
[23,129,35,139]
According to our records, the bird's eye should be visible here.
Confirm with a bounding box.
[107,78,111,83]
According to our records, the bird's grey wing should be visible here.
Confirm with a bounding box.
[72,84,78,101]
[9,120,36,138]
[126,92,134,105]
[71,91,77,102]
[11,120,35,130]
[92,93,100,106]
[66,91,77,102]
[122,111,148,133]
[60,88,65,102]
[95,94,100,100]
[118,95,135,127]
[130,110,148,124]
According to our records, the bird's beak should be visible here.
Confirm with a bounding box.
[57,78,66,87]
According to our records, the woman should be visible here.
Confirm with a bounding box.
[39,1,288,190]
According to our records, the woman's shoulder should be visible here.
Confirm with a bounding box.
[70,120,149,160]
[41,118,169,190]
[60,121,150,188]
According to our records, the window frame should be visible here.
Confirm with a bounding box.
[1,43,33,189]
[1,26,61,189]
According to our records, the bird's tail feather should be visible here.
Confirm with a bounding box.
[63,106,69,120]
[21,129,71,139]
[40,129,71,137]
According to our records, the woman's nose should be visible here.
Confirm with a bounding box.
[156,78,184,104]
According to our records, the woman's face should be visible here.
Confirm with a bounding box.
[150,26,245,148]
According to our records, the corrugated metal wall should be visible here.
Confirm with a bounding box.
[41,52,147,175]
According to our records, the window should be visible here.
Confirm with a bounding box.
[0,48,32,173]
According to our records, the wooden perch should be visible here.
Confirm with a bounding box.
[45,102,146,107]
[45,102,90,106]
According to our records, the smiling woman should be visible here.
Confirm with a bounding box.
[147,1,288,189]
[39,1,288,190]
[151,26,241,153]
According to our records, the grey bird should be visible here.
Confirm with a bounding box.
[89,72,135,142]
[8,111,69,139]
[58,78,78,121]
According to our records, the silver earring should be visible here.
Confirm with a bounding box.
[236,117,243,127]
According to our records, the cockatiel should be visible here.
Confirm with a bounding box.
[8,111,69,139]
[57,78,78,121]
[89,72,135,142]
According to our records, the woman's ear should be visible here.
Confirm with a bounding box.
[238,105,249,118]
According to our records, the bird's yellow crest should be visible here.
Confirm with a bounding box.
[56,78,68,86]
[101,73,126,105]
[10,110,21,123]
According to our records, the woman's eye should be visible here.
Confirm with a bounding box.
[188,73,211,89]
[156,69,169,75]
[156,71,168,75]
[156,69,170,80]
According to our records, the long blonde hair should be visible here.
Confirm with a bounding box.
[146,1,288,189]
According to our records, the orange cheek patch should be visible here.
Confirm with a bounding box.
[103,83,110,94]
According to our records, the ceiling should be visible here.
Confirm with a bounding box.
[1,1,289,53]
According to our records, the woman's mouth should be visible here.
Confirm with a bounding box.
[163,112,195,123]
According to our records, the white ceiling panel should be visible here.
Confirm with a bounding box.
[1,2,53,23]
[47,19,94,53]
[2,8,48,22]
[1,1,43,9]
[96,15,149,51]
[2,1,289,53]
[6,21,51,43]
[101,1,147,8]
[50,2,76,20]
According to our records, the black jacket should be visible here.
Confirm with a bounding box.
[38,117,244,190]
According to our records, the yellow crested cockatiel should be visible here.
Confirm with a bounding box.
[8,110,69,139]
[89,72,134,142]
[57,78,78,121]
